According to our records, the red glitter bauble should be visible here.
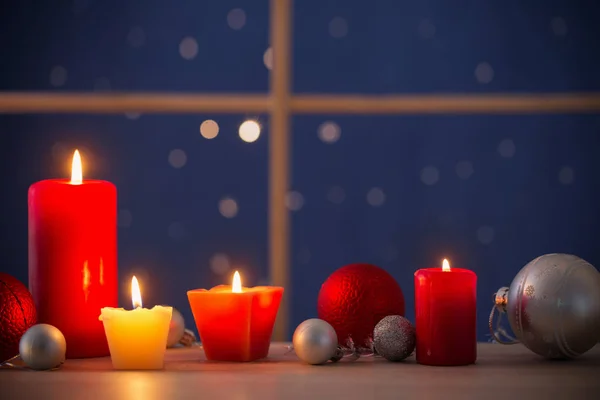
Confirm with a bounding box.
[317,263,405,347]
[0,273,37,362]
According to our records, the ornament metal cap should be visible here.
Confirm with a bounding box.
[489,286,519,345]
[493,286,510,314]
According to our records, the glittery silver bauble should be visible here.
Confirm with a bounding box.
[507,253,600,359]
[166,308,186,348]
[19,324,66,370]
[373,315,416,361]
[292,318,338,365]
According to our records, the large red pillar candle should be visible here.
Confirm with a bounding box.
[28,150,117,358]
[187,271,283,362]
[414,259,477,366]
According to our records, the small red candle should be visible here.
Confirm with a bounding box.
[414,259,477,366]
[187,271,283,362]
[28,150,117,358]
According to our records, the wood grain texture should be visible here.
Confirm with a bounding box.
[1,343,599,399]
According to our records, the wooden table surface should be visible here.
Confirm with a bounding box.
[1,343,599,399]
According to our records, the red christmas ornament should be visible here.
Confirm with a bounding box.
[0,272,37,362]
[317,263,405,347]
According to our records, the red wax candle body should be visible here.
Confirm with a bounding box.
[28,179,117,358]
[414,267,477,366]
[188,285,283,361]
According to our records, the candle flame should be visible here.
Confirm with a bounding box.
[131,276,142,309]
[70,150,83,185]
[442,259,451,272]
[232,271,242,293]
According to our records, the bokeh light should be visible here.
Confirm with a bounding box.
[219,197,239,218]
[50,66,67,87]
[286,191,305,211]
[318,121,341,144]
[239,120,261,143]
[168,149,187,168]
[179,37,198,60]
[227,8,246,30]
[263,47,273,70]
[200,119,219,139]
[366,187,386,207]
[210,253,231,275]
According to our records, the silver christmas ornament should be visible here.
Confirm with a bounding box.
[493,253,600,359]
[373,315,415,361]
[166,308,186,348]
[292,318,338,365]
[19,324,66,370]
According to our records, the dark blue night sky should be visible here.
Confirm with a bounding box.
[1,1,599,341]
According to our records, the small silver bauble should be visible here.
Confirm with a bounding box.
[166,308,186,348]
[507,253,600,359]
[19,324,66,370]
[292,318,338,365]
[373,315,416,361]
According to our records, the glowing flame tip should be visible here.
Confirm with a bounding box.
[442,259,451,272]
[232,271,242,293]
[131,276,142,308]
[70,149,82,185]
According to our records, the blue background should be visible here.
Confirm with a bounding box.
[1,1,599,342]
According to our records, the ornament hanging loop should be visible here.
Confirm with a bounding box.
[489,286,519,345]
[0,355,62,371]
[0,355,24,370]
